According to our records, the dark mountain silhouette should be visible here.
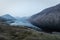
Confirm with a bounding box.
[28,4,60,33]
[0,17,6,22]
[0,14,16,24]
[1,14,16,21]
[0,17,9,25]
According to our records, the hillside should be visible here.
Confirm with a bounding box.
[28,4,60,33]
[0,24,60,40]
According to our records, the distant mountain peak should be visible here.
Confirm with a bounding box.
[1,14,16,20]
[2,14,13,17]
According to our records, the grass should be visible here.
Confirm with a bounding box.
[0,24,60,40]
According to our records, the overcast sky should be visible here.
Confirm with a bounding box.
[0,0,60,17]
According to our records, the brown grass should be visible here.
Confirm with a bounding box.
[0,24,60,40]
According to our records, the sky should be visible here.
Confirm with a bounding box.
[0,0,60,17]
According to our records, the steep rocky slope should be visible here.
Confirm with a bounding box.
[28,4,60,33]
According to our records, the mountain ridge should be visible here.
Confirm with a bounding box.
[28,3,60,33]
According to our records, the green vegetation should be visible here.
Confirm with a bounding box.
[0,24,60,40]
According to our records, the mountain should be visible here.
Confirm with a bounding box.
[11,17,35,27]
[0,17,8,25]
[10,17,41,31]
[0,14,35,27]
[1,14,16,21]
[28,4,60,33]
[11,17,32,26]
[0,14,41,31]
[0,14,16,24]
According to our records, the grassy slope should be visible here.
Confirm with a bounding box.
[0,24,60,40]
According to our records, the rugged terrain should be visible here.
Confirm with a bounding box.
[0,24,60,40]
[28,4,60,33]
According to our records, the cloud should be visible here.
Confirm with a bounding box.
[0,0,60,17]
